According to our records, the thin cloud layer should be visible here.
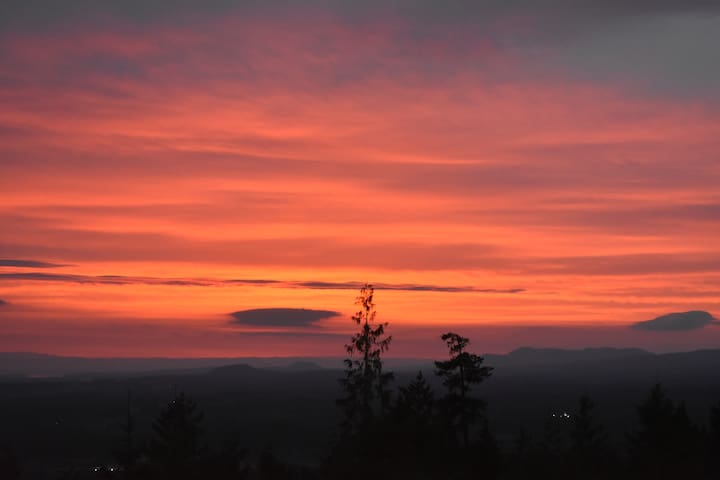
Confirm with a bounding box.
[229,308,341,327]
[0,259,67,268]
[631,311,720,331]
[0,272,521,293]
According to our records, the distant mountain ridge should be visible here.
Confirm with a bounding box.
[0,352,341,378]
[1,347,718,378]
[486,347,652,366]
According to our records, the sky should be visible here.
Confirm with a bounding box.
[1,1,719,357]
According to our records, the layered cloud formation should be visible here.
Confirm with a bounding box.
[1,1,719,355]
[632,311,719,331]
[0,259,68,268]
[230,308,341,328]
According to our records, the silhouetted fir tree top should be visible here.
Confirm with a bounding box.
[395,371,434,422]
[628,383,705,478]
[634,383,674,430]
[564,395,614,478]
[434,332,492,449]
[114,388,140,470]
[387,370,446,475]
[628,382,675,471]
[670,401,703,458]
[337,283,393,435]
[570,395,606,454]
[435,333,493,395]
[150,391,204,470]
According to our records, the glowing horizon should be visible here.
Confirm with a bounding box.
[1,1,719,356]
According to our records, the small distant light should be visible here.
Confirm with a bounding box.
[109,467,115,472]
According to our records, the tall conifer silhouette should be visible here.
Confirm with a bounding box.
[150,391,204,478]
[570,395,606,456]
[114,388,139,471]
[628,383,703,478]
[435,332,492,448]
[337,283,393,435]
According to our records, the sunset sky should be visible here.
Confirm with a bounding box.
[1,1,719,357]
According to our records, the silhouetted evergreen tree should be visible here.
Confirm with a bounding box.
[395,371,434,422]
[534,410,573,479]
[337,283,393,435]
[671,401,703,462]
[385,371,445,477]
[329,284,395,480]
[570,396,602,450]
[113,388,140,473]
[569,395,611,478]
[628,383,704,478]
[434,332,492,449]
[149,391,204,479]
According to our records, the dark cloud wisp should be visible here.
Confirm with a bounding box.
[631,311,719,331]
[294,280,525,293]
[0,272,524,294]
[0,272,213,286]
[230,308,341,327]
[0,259,68,268]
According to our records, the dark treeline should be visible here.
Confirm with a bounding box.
[2,284,720,479]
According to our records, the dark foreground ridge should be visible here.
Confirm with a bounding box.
[1,286,719,479]
[2,349,720,479]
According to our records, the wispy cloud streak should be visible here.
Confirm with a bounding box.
[0,272,523,294]
[0,259,68,268]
